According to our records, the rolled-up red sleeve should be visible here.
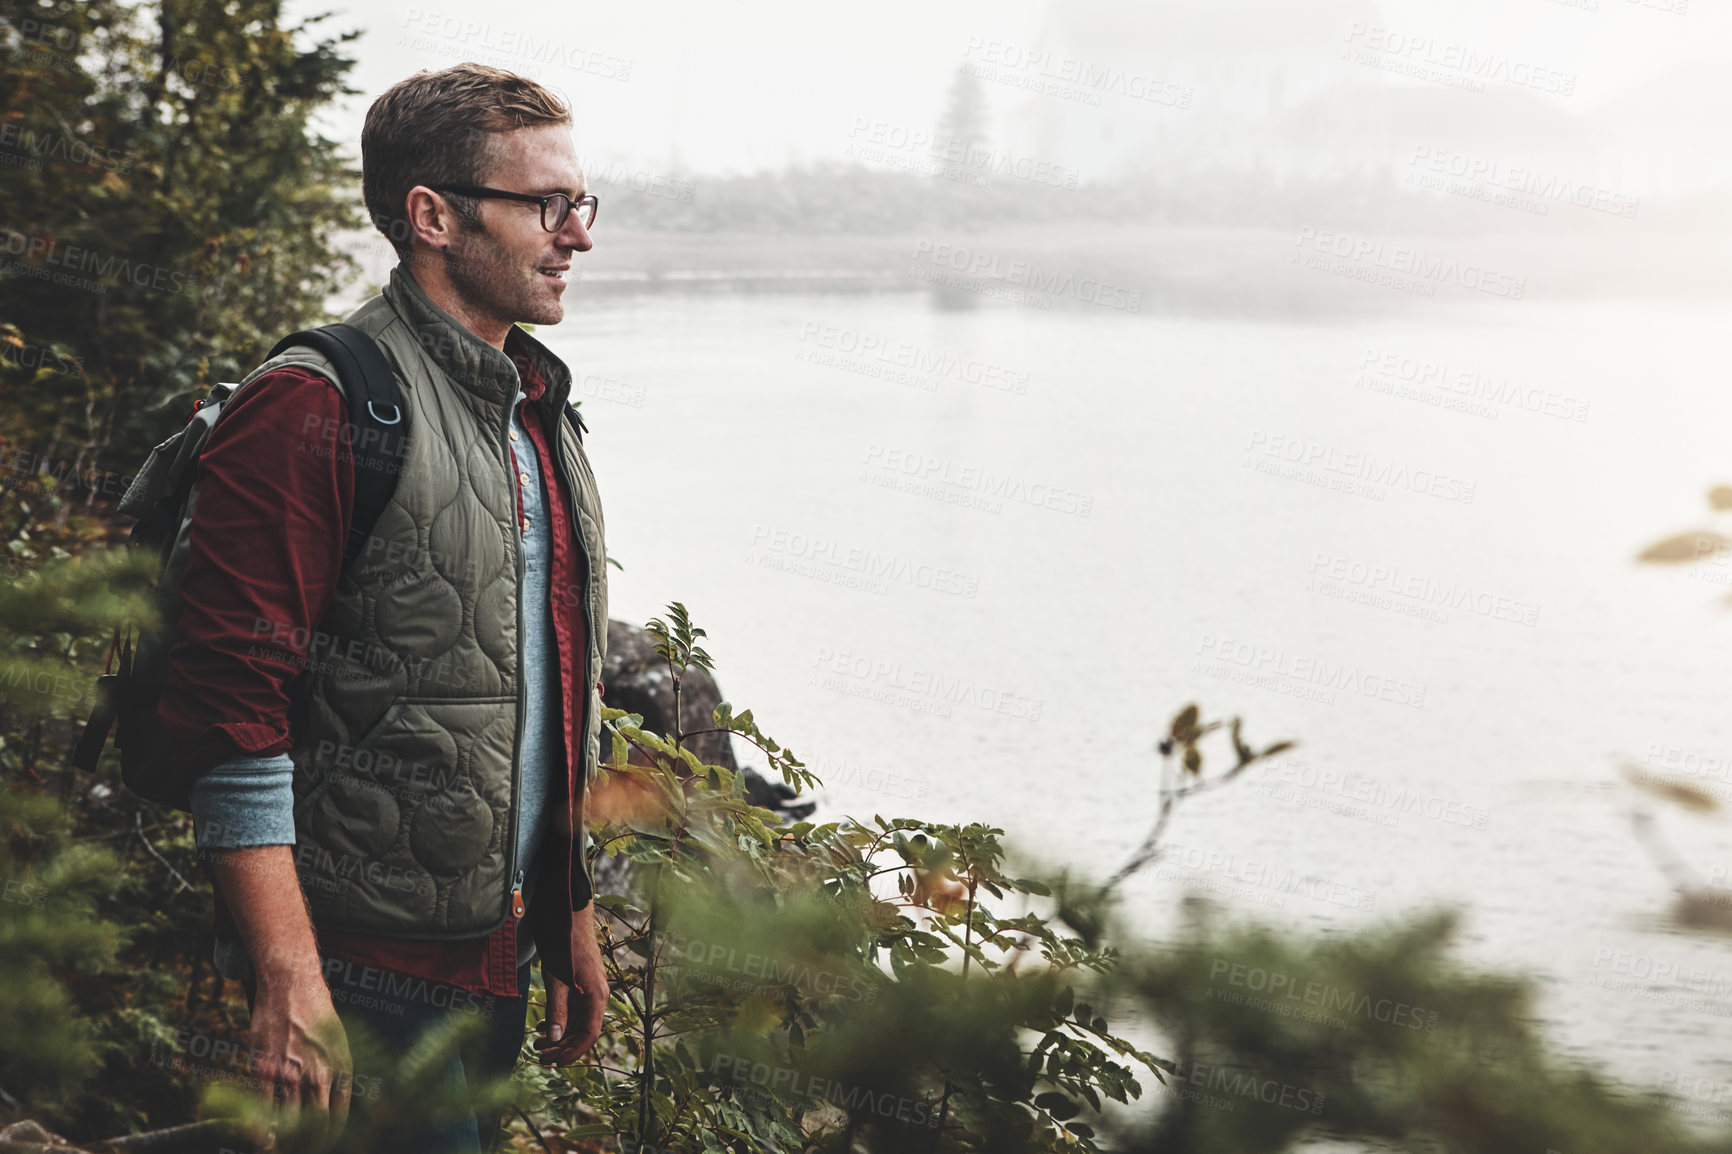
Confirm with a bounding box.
[158,366,352,781]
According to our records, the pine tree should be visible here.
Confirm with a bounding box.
[934,65,992,175]
[0,551,153,1116]
[0,0,360,565]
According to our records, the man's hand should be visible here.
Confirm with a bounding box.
[206,844,352,1149]
[536,902,609,1066]
[251,961,353,1150]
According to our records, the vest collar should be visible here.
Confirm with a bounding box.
[385,265,573,413]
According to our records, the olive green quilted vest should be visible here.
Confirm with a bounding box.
[237,266,608,938]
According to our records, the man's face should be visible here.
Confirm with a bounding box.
[443,123,592,330]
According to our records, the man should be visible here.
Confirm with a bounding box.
[159,63,609,1152]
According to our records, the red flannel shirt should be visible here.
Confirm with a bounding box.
[161,332,591,997]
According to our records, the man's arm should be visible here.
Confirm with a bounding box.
[159,366,355,783]
[205,843,350,1144]
[195,753,349,1137]
[162,366,356,1134]
[534,901,609,1066]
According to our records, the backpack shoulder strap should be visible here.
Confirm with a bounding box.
[562,403,587,443]
[268,324,406,569]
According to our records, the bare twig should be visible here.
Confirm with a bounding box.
[514,1105,555,1154]
[134,811,194,894]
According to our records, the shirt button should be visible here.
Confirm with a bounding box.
[519,472,531,486]
[510,430,519,442]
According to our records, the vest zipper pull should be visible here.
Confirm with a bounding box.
[512,868,526,919]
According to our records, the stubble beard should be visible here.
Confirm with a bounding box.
[444,224,564,330]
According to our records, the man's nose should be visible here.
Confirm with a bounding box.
[557,216,593,253]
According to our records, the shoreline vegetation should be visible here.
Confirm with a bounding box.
[326,156,1732,317]
[571,220,1732,310]
[345,221,1732,318]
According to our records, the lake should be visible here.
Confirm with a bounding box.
[541,280,1732,1120]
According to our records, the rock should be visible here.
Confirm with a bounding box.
[602,619,813,821]
[593,620,814,907]
[602,619,735,772]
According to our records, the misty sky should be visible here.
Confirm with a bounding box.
[290,0,1730,178]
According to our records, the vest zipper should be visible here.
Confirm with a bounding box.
[503,397,527,929]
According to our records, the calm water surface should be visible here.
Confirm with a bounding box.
[543,288,1732,1104]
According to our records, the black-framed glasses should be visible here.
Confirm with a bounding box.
[430,184,598,232]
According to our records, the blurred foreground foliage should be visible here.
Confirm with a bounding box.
[3,566,1732,1152]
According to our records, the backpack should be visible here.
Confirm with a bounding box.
[70,324,408,810]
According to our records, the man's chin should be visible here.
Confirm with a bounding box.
[521,291,566,328]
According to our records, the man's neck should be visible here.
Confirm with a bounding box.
[403,256,510,350]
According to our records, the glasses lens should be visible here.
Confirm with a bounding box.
[541,195,596,232]
[541,194,572,233]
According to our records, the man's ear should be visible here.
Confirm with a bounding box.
[404,185,462,251]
